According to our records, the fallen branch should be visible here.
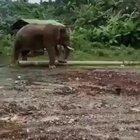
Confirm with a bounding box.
[18,61,140,67]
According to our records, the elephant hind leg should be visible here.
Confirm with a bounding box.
[11,40,21,65]
[55,45,62,62]
[21,50,29,61]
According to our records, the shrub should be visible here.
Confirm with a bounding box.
[0,35,13,56]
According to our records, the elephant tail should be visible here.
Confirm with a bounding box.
[11,39,21,65]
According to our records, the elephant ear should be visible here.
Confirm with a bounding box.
[57,27,68,41]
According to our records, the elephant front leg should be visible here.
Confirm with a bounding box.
[47,45,56,69]
[55,45,65,63]
[60,46,70,63]
[55,45,60,63]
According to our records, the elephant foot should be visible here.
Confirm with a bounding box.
[49,65,56,69]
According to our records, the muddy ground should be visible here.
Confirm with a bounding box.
[0,66,140,140]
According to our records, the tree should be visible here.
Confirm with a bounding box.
[16,0,28,2]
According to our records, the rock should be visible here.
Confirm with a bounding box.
[26,128,30,133]
[0,86,4,89]
[17,75,21,79]
[10,115,19,121]
[76,77,79,81]
[130,107,140,113]
[14,80,19,84]
[68,118,75,124]
[115,87,121,95]
[41,116,59,122]
[0,116,10,121]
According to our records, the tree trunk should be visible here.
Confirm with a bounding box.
[18,61,140,67]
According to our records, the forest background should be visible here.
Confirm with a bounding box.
[0,0,139,61]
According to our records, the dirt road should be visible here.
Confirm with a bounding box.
[0,67,140,140]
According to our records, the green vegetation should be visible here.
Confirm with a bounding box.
[0,0,140,61]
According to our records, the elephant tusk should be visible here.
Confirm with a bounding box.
[67,46,74,51]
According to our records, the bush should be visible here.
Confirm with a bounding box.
[0,0,140,57]
[0,35,13,56]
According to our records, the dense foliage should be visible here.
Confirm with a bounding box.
[0,0,140,57]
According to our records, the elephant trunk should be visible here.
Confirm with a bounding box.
[64,46,74,60]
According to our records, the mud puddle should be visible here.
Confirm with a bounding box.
[0,66,140,139]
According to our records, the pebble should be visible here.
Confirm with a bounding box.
[18,75,21,79]
[0,86,4,89]
[130,107,140,113]
[68,118,75,124]
[14,80,19,84]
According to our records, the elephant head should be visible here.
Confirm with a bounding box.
[57,26,74,61]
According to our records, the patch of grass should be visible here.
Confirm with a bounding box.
[26,47,140,62]
[72,47,140,61]
[0,35,13,56]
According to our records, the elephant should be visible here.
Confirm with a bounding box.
[11,24,74,69]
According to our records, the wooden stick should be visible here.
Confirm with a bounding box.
[18,61,140,67]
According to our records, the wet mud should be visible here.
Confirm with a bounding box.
[0,66,140,140]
